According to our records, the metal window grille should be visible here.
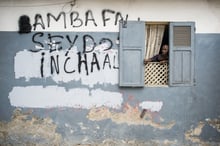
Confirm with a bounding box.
[144,62,169,86]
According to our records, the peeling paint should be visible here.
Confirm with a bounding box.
[185,122,205,144]
[95,139,178,146]
[206,118,220,132]
[87,104,175,130]
[66,139,179,146]
[2,109,219,146]
[0,108,62,145]
[0,109,179,146]
[185,118,220,145]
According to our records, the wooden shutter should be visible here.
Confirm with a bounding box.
[119,21,145,87]
[169,22,195,86]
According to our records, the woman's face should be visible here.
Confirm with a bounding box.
[162,45,169,54]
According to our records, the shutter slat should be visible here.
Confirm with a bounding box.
[173,26,191,46]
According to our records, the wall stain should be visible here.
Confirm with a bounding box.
[87,103,175,130]
[185,118,220,145]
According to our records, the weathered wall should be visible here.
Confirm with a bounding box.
[0,32,220,145]
[0,0,220,145]
[0,0,220,33]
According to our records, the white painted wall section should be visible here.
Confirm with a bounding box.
[0,0,220,33]
[139,101,163,112]
[9,86,123,109]
[14,44,119,87]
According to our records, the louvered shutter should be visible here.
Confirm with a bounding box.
[119,21,145,87]
[169,22,195,86]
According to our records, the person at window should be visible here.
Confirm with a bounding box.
[144,44,169,64]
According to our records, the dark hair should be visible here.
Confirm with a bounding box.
[159,44,169,54]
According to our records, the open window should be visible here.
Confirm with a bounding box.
[144,23,169,87]
[119,21,195,87]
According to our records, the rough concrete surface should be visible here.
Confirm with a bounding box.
[87,104,175,129]
[0,108,219,146]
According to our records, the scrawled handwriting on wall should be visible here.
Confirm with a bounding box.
[32,9,128,30]
[14,32,119,87]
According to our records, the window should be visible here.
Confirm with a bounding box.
[144,23,169,87]
[119,21,195,87]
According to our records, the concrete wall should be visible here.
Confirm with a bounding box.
[0,0,220,145]
[0,0,220,33]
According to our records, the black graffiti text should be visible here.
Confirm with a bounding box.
[40,50,119,77]
[32,9,128,30]
[36,32,119,77]
[31,32,113,54]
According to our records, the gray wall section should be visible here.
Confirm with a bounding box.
[0,32,220,144]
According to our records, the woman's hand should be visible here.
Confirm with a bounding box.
[144,59,150,64]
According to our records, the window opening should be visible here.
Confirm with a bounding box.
[144,23,169,87]
[118,21,194,87]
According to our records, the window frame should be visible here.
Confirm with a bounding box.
[119,21,195,87]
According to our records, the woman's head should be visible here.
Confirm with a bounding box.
[161,44,169,55]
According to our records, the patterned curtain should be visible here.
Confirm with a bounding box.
[145,24,165,59]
